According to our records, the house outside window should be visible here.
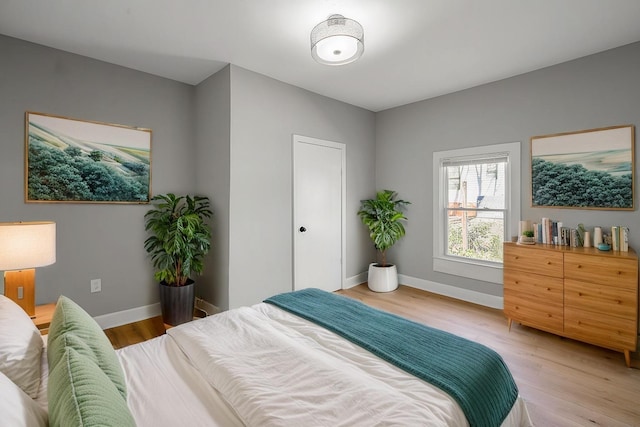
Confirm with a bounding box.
[432,142,521,284]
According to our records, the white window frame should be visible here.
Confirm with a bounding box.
[432,142,521,284]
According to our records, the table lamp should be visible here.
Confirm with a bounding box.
[0,221,56,318]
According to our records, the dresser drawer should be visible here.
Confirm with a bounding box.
[504,269,563,333]
[565,279,637,320]
[564,254,637,289]
[504,245,563,277]
[565,307,637,351]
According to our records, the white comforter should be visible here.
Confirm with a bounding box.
[164,303,532,427]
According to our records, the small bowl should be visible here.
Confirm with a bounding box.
[597,243,611,251]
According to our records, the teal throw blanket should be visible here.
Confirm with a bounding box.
[265,288,518,427]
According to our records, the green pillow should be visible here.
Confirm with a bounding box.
[48,347,135,427]
[47,296,127,398]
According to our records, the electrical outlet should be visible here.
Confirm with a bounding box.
[90,279,101,293]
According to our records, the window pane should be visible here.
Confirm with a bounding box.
[445,160,506,262]
[445,162,506,210]
[447,213,504,262]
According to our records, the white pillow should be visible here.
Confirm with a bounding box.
[0,370,48,427]
[0,294,43,398]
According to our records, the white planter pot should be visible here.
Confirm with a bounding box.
[367,263,398,293]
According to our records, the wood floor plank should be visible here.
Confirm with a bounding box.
[104,316,166,349]
[105,284,640,426]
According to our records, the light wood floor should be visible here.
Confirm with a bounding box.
[105,284,640,427]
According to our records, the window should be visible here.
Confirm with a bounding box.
[432,142,521,283]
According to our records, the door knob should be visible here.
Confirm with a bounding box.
[299,226,307,232]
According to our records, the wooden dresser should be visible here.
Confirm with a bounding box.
[503,242,638,367]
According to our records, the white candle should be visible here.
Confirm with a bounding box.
[584,231,591,247]
[594,227,603,246]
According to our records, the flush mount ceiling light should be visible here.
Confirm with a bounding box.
[311,14,364,66]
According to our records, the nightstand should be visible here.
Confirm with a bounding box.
[32,303,56,335]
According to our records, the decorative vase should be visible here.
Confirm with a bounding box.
[159,279,195,326]
[367,263,398,293]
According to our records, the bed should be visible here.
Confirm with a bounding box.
[0,289,533,427]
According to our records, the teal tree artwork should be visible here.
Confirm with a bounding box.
[532,158,632,208]
[531,126,634,210]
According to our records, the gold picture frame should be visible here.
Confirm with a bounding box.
[531,125,634,210]
[25,111,152,204]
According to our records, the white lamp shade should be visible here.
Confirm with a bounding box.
[311,14,364,65]
[0,222,56,271]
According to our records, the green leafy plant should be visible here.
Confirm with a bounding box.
[357,190,410,267]
[522,230,534,238]
[144,193,212,286]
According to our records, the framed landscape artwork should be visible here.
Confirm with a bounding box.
[531,125,634,210]
[25,112,151,203]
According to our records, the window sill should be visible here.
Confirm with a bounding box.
[433,256,503,284]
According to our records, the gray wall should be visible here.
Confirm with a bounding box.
[227,66,375,308]
[0,35,195,315]
[194,65,231,309]
[5,32,637,317]
[375,41,640,297]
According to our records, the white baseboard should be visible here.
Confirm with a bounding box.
[344,271,503,309]
[195,298,221,316]
[94,302,161,329]
[344,272,367,289]
[399,274,504,309]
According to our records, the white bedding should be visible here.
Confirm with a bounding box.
[117,334,243,427]
[34,335,49,413]
[150,303,533,427]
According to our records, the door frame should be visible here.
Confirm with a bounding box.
[292,134,346,291]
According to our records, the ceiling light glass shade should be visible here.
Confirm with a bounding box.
[311,14,364,66]
[0,222,56,271]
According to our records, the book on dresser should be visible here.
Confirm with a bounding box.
[503,242,639,367]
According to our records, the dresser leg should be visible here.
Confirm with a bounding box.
[507,318,512,331]
[624,350,631,368]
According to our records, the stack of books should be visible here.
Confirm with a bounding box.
[611,226,630,251]
[532,218,571,246]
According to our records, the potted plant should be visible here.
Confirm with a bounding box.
[144,193,212,325]
[357,190,410,292]
[519,230,535,245]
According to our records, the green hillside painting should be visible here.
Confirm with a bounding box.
[26,112,151,203]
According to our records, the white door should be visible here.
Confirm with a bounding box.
[293,135,345,292]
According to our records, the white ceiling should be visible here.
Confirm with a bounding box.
[1,1,640,112]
